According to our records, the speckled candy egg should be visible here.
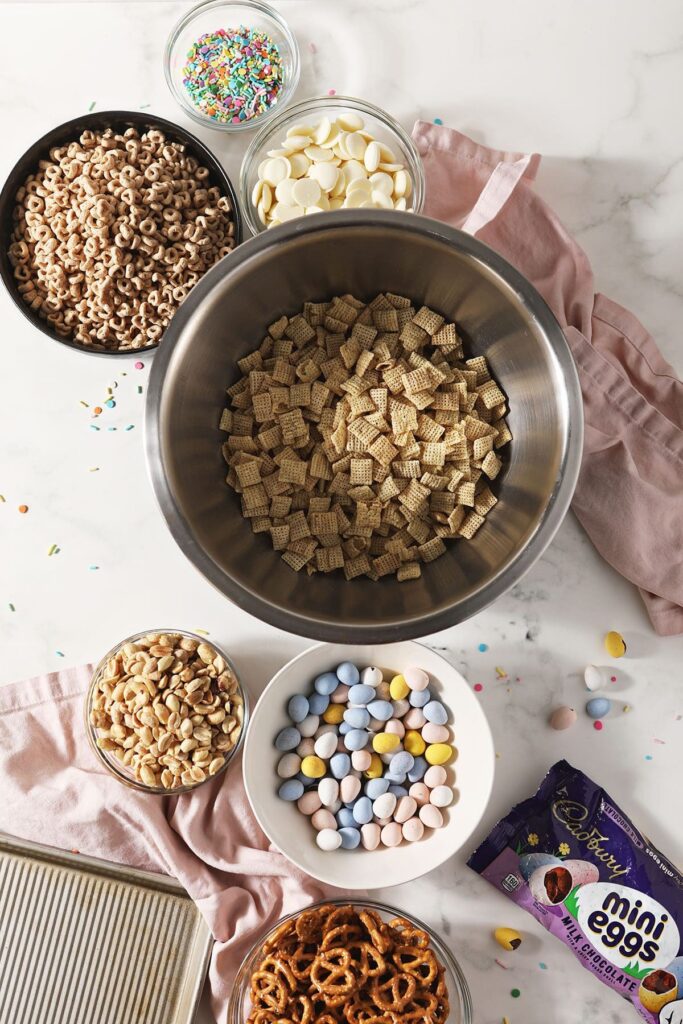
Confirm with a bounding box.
[380,822,403,847]
[586,697,611,719]
[297,791,321,815]
[421,722,449,744]
[361,823,381,850]
[351,750,372,771]
[430,785,453,808]
[318,778,340,807]
[316,828,342,851]
[394,796,417,823]
[419,804,444,829]
[336,662,360,686]
[361,666,383,687]
[311,809,337,831]
[277,753,301,779]
[402,817,424,842]
[404,667,429,691]
[314,732,338,760]
[340,775,361,803]
[549,706,577,730]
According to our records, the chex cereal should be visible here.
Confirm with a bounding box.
[220,295,511,580]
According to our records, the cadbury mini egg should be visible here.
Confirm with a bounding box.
[584,664,609,691]
[529,863,575,906]
[494,927,523,951]
[604,630,627,658]
[549,706,577,730]
[518,852,562,882]
[586,697,611,720]
[638,969,678,1014]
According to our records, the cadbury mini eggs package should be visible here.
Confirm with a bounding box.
[468,760,683,1022]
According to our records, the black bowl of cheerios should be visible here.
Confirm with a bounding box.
[86,629,248,794]
[0,111,242,355]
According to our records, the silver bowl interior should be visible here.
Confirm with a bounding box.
[146,211,582,641]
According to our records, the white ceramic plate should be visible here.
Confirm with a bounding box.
[242,641,495,889]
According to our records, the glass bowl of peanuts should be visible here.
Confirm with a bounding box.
[240,95,425,234]
[86,629,248,794]
[228,898,473,1024]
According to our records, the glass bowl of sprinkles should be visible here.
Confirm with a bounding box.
[164,0,299,132]
[240,94,425,234]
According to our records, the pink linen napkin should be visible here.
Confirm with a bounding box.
[412,121,683,635]
[0,664,330,1023]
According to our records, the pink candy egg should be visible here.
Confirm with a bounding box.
[419,804,444,829]
[424,765,447,788]
[430,785,453,808]
[421,723,449,744]
[340,776,361,803]
[296,738,315,757]
[404,667,429,691]
[331,684,350,703]
[409,782,430,805]
[311,809,337,831]
[336,738,347,752]
[361,823,381,850]
[369,718,384,732]
[402,817,424,842]
[352,750,372,771]
[385,718,405,738]
[403,707,426,730]
[391,698,410,717]
[394,796,417,823]
[375,681,391,700]
[297,792,321,815]
[381,822,403,847]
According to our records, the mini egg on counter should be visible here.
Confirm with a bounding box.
[272,661,456,850]
[585,696,611,719]
[549,706,577,730]
[604,630,627,658]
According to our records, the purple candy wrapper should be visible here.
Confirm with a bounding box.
[468,760,683,1022]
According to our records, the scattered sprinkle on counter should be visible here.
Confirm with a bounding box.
[494,958,508,969]
[539,962,547,970]
[105,399,116,408]
[510,988,521,998]
[18,504,28,514]
[90,425,100,431]
[474,683,483,692]
[645,754,653,760]
[89,565,99,571]
[134,361,144,369]
[434,117,443,125]
[593,720,604,731]
[47,543,58,556]
[182,26,283,124]
[125,424,135,431]
[0,495,5,503]
[88,101,96,112]
[478,642,488,652]
[8,603,15,612]
[308,41,317,53]
[56,650,65,658]
[495,666,507,678]
[194,628,210,636]
[137,386,143,394]
[327,88,336,95]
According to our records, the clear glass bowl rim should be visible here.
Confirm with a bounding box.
[85,627,249,795]
[227,896,473,1024]
[239,93,425,235]
[163,0,301,134]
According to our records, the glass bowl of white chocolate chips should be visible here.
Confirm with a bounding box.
[240,95,424,234]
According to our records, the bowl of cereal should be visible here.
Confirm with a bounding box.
[229,899,473,1024]
[242,641,493,888]
[164,0,300,133]
[240,95,424,233]
[0,111,242,354]
[86,629,248,793]
[146,209,582,641]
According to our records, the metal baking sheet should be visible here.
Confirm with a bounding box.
[0,833,212,1024]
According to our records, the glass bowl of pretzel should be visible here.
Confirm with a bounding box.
[228,899,473,1024]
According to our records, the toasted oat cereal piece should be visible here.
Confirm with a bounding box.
[399,321,429,352]
[343,554,373,580]
[418,536,447,562]
[458,511,485,539]
[349,459,374,485]
[473,434,495,460]
[495,421,513,448]
[268,315,288,340]
[474,486,498,516]
[235,461,262,488]
[385,292,413,309]
[219,408,233,432]
[477,379,506,410]
[397,561,422,581]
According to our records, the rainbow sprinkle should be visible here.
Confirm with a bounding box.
[182,26,283,125]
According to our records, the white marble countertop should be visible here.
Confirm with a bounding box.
[1,2,682,1022]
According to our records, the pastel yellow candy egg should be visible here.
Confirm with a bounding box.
[389,674,409,700]
[404,730,426,756]
[323,703,344,725]
[372,732,401,754]
[301,755,326,778]
[604,630,626,658]
[365,754,384,778]
[425,742,453,766]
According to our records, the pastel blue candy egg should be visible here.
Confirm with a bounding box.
[407,756,428,782]
[308,692,330,715]
[586,697,611,719]
[330,753,350,779]
[287,694,309,723]
[339,721,352,735]
[352,796,374,825]
[278,779,304,801]
[344,707,370,729]
[339,826,361,849]
[275,726,301,751]
[344,729,370,751]
[367,700,393,722]
[409,688,431,708]
[315,672,340,695]
[336,662,360,686]
[391,751,415,775]
[365,778,390,799]
[384,771,407,785]
[337,807,356,828]
[389,785,408,797]
[423,700,448,725]
[361,666,383,687]
[348,684,375,706]
[519,852,561,881]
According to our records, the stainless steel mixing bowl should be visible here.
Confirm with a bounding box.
[146,210,582,642]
